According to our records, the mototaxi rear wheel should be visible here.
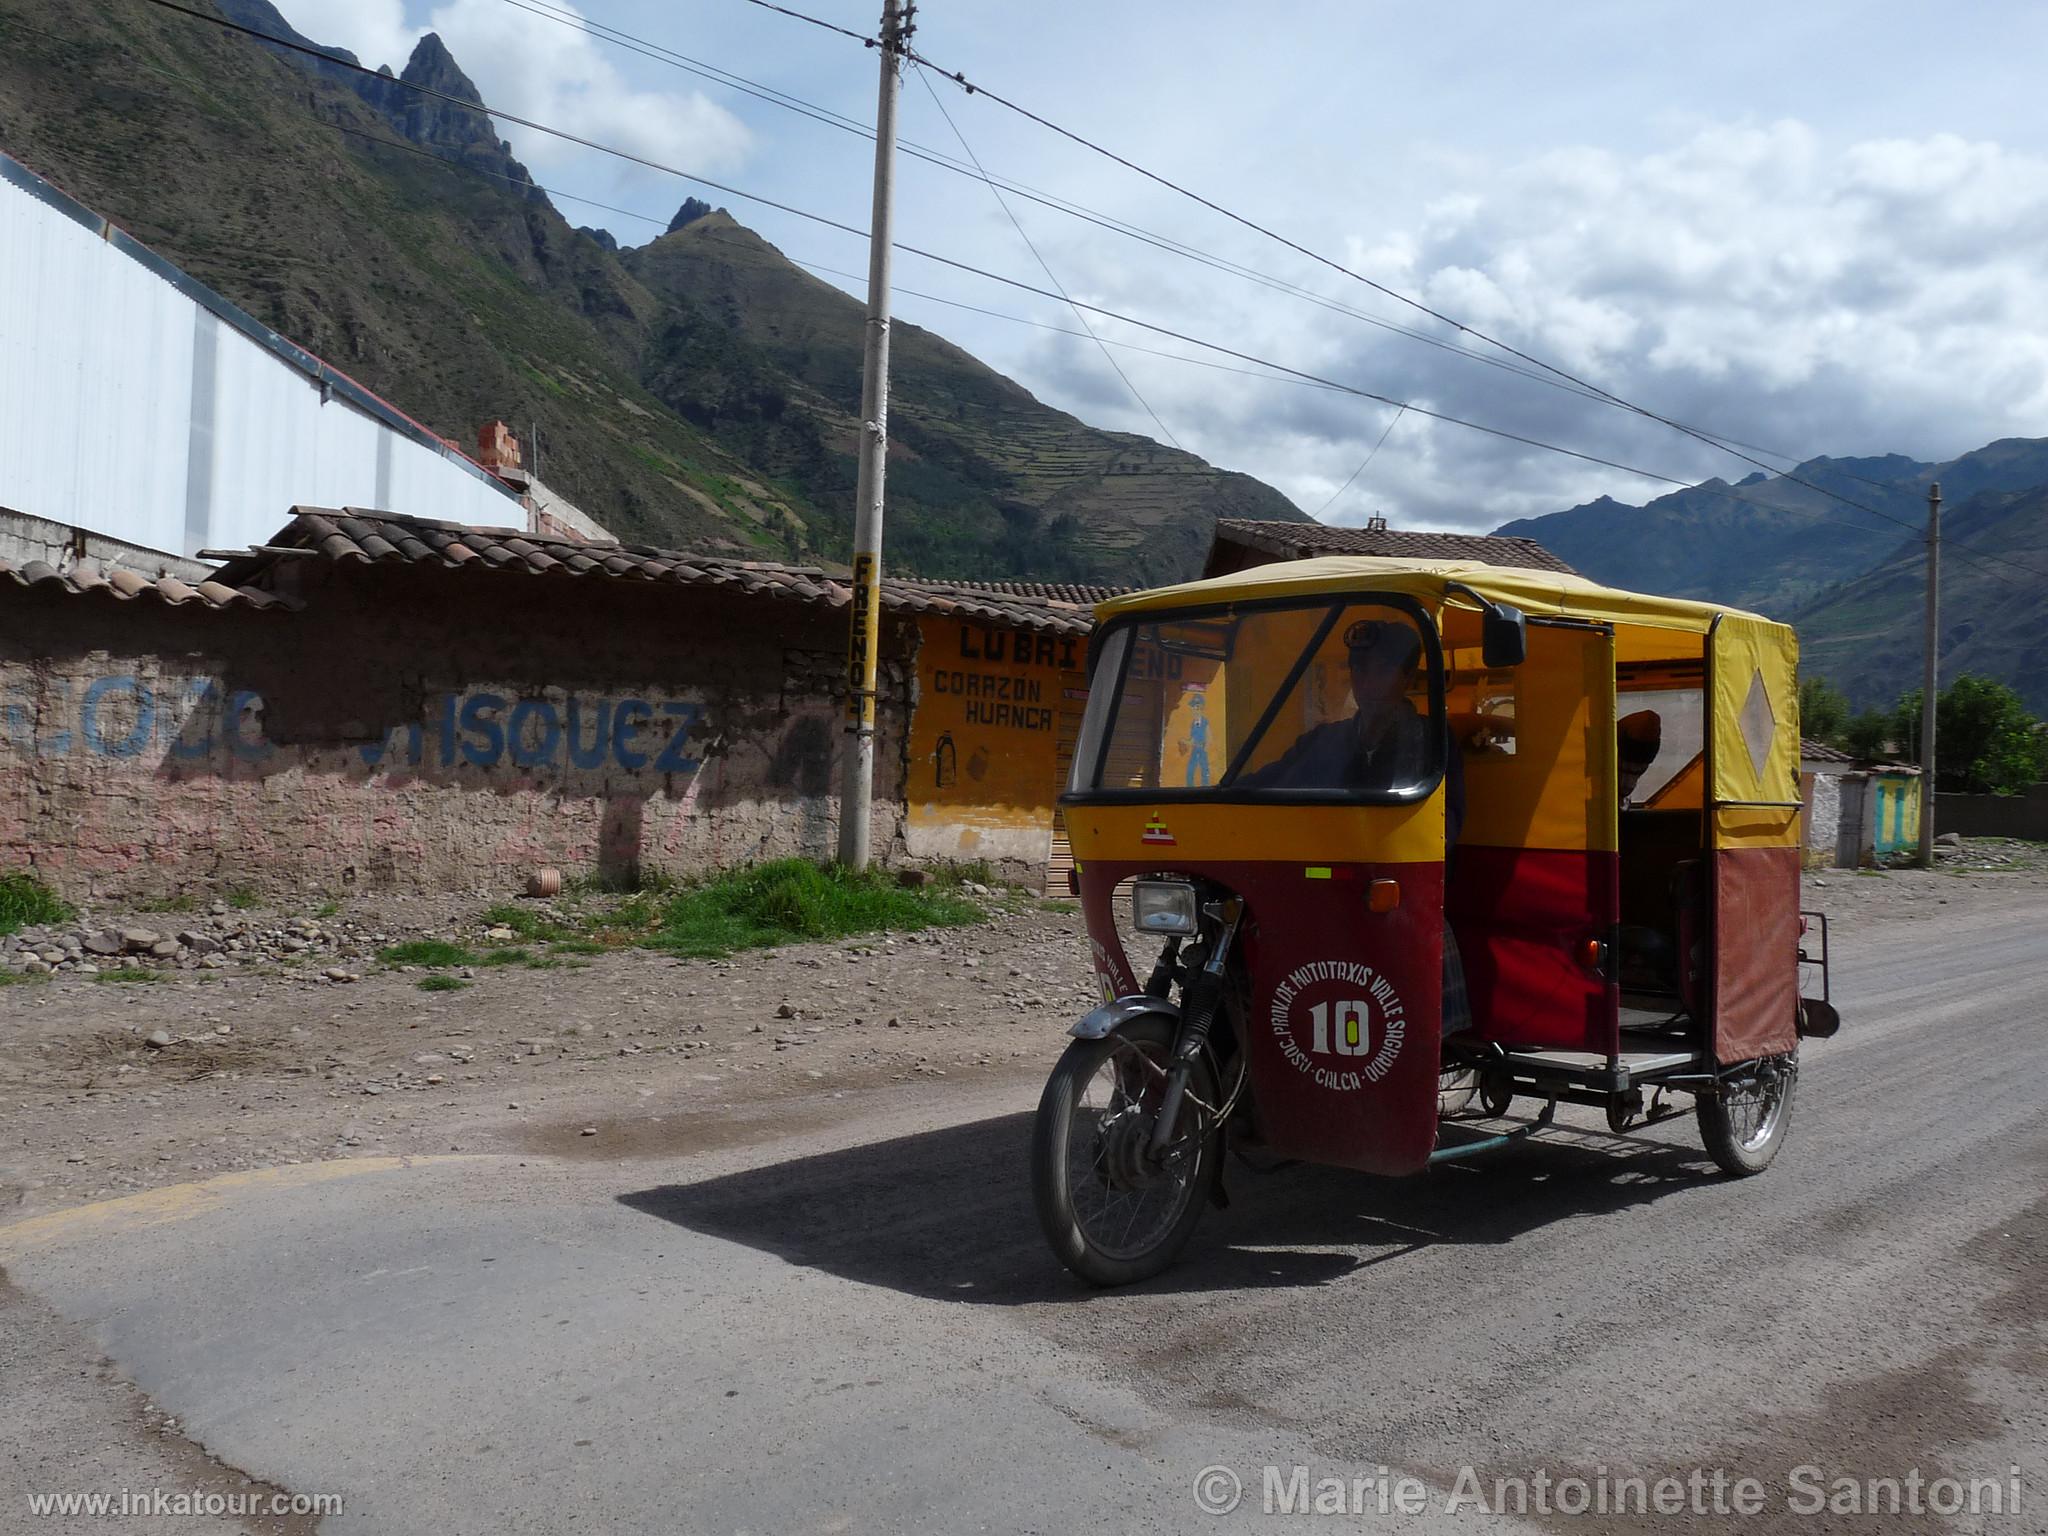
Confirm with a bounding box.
[1696,1052,1798,1175]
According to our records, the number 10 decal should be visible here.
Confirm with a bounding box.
[1308,1000,1371,1057]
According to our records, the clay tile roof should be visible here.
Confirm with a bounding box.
[212,508,1098,635]
[1801,738,1855,764]
[1212,517,1579,576]
[0,555,299,612]
[922,577,1134,605]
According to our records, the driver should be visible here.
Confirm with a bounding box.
[1239,619,1436,796]
[1237,619,1472,1045]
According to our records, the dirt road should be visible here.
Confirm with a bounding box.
[1,860,2043,1532]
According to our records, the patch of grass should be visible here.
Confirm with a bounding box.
[522,955,566,970]
[648,858,980,959]
[548,939,607,956]
[137,893,198,914]
[314,900,340,919]
[0,872,72,937]
[929,860,997,889]
[477,947,532,967]
[416,975,470,993]
[378,940,479,968]
[0,969,51,987]
[480,904,570,943]
[93,967,164,984]
[609,893,663,926]
[224,886,261,910]
[565,868,681,897]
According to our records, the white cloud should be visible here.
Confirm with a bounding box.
[1021,122,2048,533]
[420,0,752,178]
[270,0,415,68]
[272,0,753,195]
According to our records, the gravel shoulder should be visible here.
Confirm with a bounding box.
[0,886,1096,1222]
[3,843,2043,1224]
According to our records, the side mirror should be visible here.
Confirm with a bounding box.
[1481,602,1527,669]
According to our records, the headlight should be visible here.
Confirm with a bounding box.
[1131,879,1199,936]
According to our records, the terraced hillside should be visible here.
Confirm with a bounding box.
[626,212,1304,582]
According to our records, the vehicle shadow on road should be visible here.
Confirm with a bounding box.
[618,1109,1719,1303]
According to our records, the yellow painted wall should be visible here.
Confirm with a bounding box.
[906,617,1085,866]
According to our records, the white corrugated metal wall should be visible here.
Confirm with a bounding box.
[0,158,519,558]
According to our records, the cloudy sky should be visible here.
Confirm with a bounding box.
[273,0,2048,532]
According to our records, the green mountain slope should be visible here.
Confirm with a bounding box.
[1496,437,2048,708]
[625,211,1304,581]
[0,0,1303,580]
[0,0,776,551]
[1793,485,2048,713]
[1497,438,2048,619]
[1494,461,1925,615]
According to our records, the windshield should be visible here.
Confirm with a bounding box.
[1067,597,1442,801]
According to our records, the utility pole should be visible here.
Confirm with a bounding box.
[1917,481,1941,868]
[837,0,912,869]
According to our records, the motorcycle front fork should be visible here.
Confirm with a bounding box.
[1147,900,1242,1159]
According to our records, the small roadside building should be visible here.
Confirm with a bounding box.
[1799,738,1925,868]
[0,509,1095,901]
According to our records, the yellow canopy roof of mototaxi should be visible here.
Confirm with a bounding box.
[1094,555,1784,644]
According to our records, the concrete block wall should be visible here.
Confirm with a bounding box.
[1935,785,2048,841]
[1,507,213,582]
[0,562,917,902]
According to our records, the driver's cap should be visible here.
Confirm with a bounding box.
[1344,618,1421,671]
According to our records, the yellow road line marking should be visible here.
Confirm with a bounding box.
[0,1155,493,1257]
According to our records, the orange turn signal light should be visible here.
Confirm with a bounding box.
[1579,938,1607,970]
[1366,879,1401,914]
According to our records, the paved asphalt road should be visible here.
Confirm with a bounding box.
[3,897,2042,1534]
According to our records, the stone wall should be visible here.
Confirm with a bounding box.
[0,560,919,902]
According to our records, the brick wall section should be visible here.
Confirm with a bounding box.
[0,561,918,902]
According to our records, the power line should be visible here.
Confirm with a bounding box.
[911,61,1181,449]
[1315,406,1407,519]
[498,0,881,141]
[124,0,2047,583]
[766,250,1340,389]
[911,50,1989,546]
[732,0,875,47]
[134,0,1658,480]
[503,0,1933,501]
[507,0,1841,466]
[690,1,2010,526]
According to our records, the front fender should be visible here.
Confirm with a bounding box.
[1069,994,1182,1040]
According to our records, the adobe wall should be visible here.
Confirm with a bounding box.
[0,562,920,902]
[903,615,1087,871]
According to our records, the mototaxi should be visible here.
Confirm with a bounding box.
[1032,556,1838,1285]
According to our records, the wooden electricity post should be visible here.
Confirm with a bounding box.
[837,0,913,869]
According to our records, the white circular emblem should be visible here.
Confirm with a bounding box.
[1268,960,1407,1090]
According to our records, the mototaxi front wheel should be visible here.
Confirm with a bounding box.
[1696,1053,1797,1176]
[1031,1017,1221,1286]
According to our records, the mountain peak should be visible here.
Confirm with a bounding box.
[401,32,483,105]
[667,198,717,234]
